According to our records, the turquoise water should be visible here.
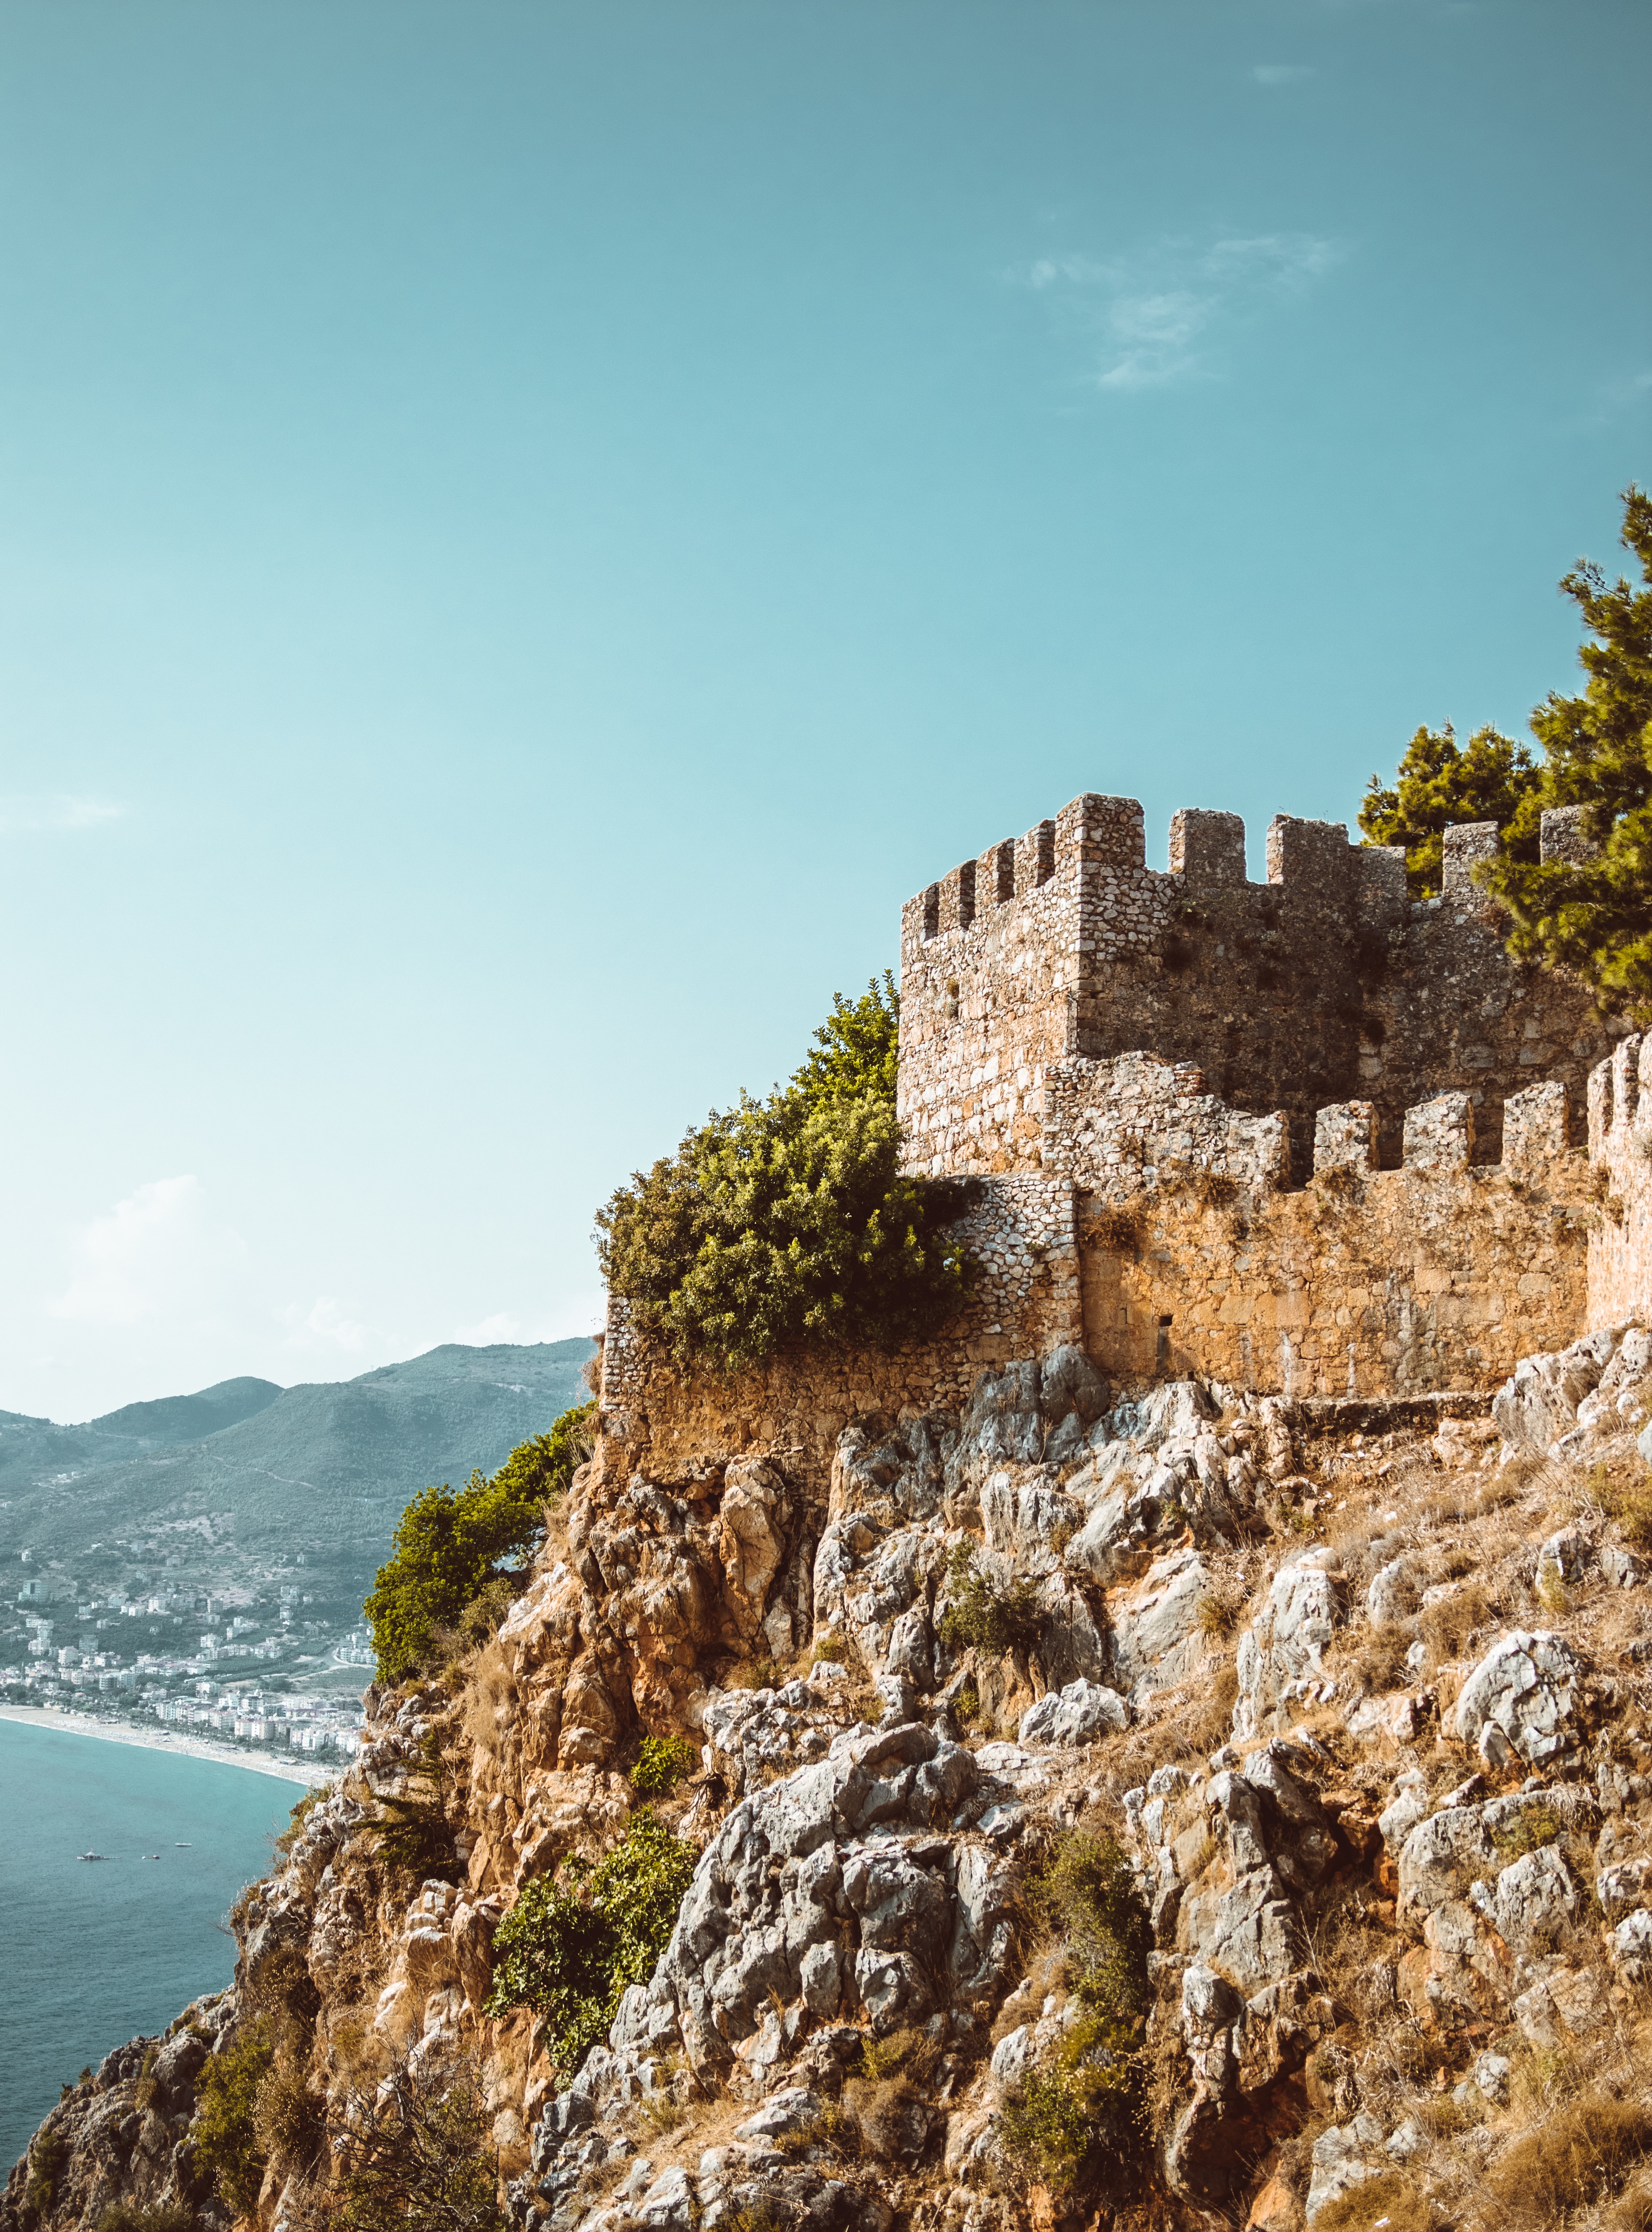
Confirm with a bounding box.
[0,1721,316,2173]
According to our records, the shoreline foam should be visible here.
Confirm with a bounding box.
[0,1704,339,1788]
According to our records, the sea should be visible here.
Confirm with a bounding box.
[0,1719,318,2173]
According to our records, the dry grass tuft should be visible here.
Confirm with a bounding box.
[459,1636,520,1760]
[1419,1580,1492,1668]
[1326,1618,1413,1699]
[1486,2093,1652,2224]
[1313,2170,1438,2231]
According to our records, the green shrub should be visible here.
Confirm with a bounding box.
[938,1542,1041,1660]
[1475,487,1652,1011]
[811,1633,847,1664]
[25,2127,67,2215]
[193,2016,275,2216]
[364,1406,591,1683]
[1591,1463,1652,1552]
[630,1735,696,1797]
[1491,1806,1561,1862]
[94,2207,198,2232]
[1000,1832,1151,2194]
[594,979,972,1374]
[484,1811,697,2078]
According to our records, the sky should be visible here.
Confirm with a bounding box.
[0,0,1647,1421]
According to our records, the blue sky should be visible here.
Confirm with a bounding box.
[1,0,1646,1418]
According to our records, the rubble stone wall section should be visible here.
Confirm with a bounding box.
[1052,1052,1588,1394]
[897,791,1609,1179]
[1588,1033,1652,1331]
[596,1174,1083,1486]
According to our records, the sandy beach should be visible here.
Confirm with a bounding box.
[0,1703,341,1788]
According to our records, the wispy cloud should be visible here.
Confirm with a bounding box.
[1601,370,1652,411]
[0,794,124,835]
[1017,230,1343,392]
[1251,64,1316,86]
[282,1296,370,1354]
[49,1177,247,1326]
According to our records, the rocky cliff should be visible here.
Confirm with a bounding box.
[11,1329,1652,2232]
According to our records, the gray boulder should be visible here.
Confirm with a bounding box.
[1469,1844,1579,1949]
[1493,1330,1615,1452]
[1107,1546,1213,1699]
[1018,1677,1129,1749]
[1104,1380,1218,1450]
[1233,1555,1342,1739]
[1453,1629,1583,1766]
[1305,2112,1386,2221]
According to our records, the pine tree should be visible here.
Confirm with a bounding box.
[1479,486,1652,1010]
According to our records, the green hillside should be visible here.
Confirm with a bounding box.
[0,1339,596,1612]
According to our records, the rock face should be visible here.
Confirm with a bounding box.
[1492,1323,1652,1456]
[15,1330,1652,2232]
[1453,1629,1584,1767]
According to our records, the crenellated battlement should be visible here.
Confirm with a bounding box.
[897,790,1612,1182]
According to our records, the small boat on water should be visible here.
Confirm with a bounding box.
[77,1851,111,1862]
[174,1841,191,1847]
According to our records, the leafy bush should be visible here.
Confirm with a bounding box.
[364,1406,592,1683]
[484,1811,697,2078]
[193,2016,276,2216]
[938,1542,1041,1661]
[94,2208,198,2232]
[594,980,971,1374]
[1000,1832,1150,2194]
[328,2057,502,2232]
[273,1788,322,1857]
[629,1735,696,1797]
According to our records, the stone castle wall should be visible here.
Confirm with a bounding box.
[1588,1033,1652,1331]
[898,793,1610,1179]
[597,1053,1593,1484]
[595,789,1637,1482]
[1066,1057,1587,1396]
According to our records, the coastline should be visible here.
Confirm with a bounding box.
[0,1704,340,1788]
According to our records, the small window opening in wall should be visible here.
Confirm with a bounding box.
[923,883,939,941]
[944,979,960,1022]
[1155,1314,1173,1371]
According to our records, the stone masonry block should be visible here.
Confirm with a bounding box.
[1614,1035,1643,1132]
[1403,1092,1476,1172]
[1590,1061,1615,1156]
[1314,1101,1377,1173]
[1441,822,1499,898]
[1169,809,1246,884]
[1062,793,1144,870]
[1502,1081,1569,1167]
[1541,806,1595,866]
[1265,814,1352,892]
